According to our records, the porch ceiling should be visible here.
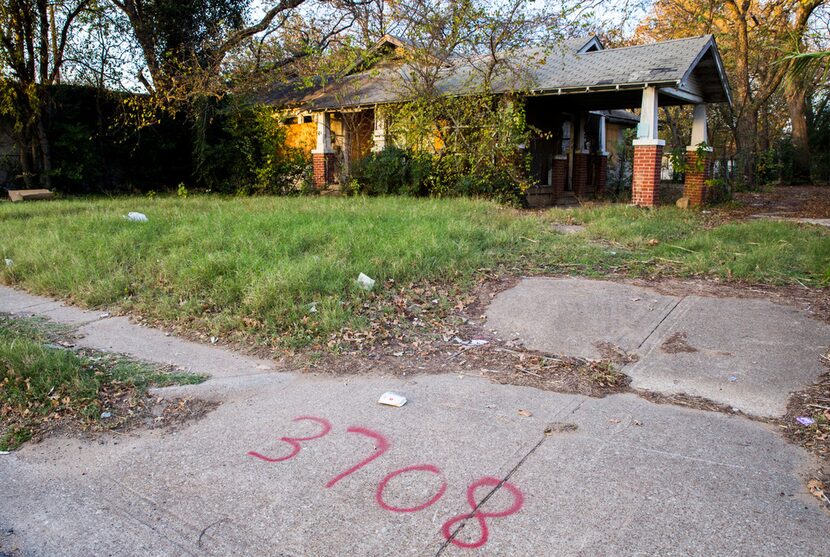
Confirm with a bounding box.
[524,88,693,112]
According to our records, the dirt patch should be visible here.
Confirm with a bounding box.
[781,352,830,511]
[545,422,579,435]
[661,332,698,354]
[635,389,761,418]
[594,341,640,364]
[725,185,830,219]
[141,397,221,432]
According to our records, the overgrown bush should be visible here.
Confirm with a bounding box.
[348,146,528,203]
[194,99,311,195]
[349,146,432,195]
[0,85,310,195]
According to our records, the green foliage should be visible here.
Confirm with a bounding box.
[0,85,312,196]
[193,98,311,195]
[349,147,433,196]
[350,95,532,203]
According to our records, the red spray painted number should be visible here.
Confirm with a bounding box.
[246,417,525,550]
[375,464,447,513]
[247,416,331,463]
[325,427,390,488]
[440,477,525,549]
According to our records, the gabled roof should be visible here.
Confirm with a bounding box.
[264,34,731,111]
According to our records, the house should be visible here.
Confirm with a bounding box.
[265,34,732,207]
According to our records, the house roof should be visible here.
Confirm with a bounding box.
[264,34,731,111]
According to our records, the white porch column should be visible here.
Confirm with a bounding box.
[599,114,608,156]
[312,112,333,154]
[685,103,713,207]
[634,86,662,144]
[689,104,709,148]
[632,87,664,207]
[371,110,388,152]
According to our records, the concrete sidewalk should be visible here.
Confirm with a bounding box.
[486,278,830,417]
[1,285,829,556]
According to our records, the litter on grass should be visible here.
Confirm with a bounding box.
[357,273,376,291]
[796,416,816,426]
[378,392,407,407]
[125,212,148,222]
[3,258,11,267]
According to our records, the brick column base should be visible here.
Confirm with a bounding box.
[551,156,568,203]
[683,149,713,206]
[632,142,663,207]
[572,152,590,197]
[312,152,337,189]
[595,154,608,197]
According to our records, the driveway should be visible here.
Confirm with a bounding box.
[486,278,830,417]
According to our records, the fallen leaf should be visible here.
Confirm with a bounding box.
[808,479,825,500]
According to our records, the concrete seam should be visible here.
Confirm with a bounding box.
[435,398,585,555]
[636,295,686,350]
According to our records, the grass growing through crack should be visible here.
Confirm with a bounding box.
[0,315,206,450]
[0,195,827,349]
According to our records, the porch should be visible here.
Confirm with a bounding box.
[307,84,720,208]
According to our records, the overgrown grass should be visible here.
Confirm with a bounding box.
[0,315,205,450]
[1,196,827,348]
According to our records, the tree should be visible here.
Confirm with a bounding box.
[637,0,826,188]
[0,0,91,188]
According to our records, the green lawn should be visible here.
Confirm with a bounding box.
[1,195,827,348]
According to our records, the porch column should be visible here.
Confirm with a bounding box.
[572,114,591,197]
[311,112,336,189]
[632,87,664,207]
[552,155,568,203]
[596,114,609,197]
[684,104,713,206]
[371,110,388,152]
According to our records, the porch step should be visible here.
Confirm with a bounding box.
[556,193,580,207]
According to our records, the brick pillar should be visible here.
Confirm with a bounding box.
[683,148,713,206]
[596,154,608,197]
[551,155,567,203]
[632,141,664,207]
[572,152,590,197]
[312,152,337,189]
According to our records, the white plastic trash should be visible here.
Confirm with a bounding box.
[378,392,407,407]
[3,258,11,267]
[357,272,376,291]
[125,212,148,222]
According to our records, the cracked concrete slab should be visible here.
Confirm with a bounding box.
[0,285,279,379]
[486,278,830,417]
[2,375,827,556]
[76,316,279,378]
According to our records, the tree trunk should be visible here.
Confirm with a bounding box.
[786,82,812,184]
[17,138,34,188]
[734,109,757,189]
[35,111,52,189]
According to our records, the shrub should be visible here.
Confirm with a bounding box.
[349,147,432,196]
[349,147,529,204]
